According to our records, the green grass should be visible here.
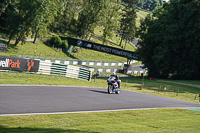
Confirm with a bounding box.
[0,72,200,103]
[1,108,200,132]
[0,72,105,87]
[136,10,149,27]
[162,80,200,86]
[0,40,69,58]
[0,40,127,62]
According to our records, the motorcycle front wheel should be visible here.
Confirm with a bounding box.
[115,89,120,94]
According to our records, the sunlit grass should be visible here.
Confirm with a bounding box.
[0,108,200,132]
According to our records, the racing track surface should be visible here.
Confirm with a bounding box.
[0,85,200,115]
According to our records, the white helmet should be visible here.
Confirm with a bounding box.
[112,72,115,75]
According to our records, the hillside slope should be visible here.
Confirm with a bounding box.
[0,11,149,62]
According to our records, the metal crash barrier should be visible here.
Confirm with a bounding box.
[38,60,91,81]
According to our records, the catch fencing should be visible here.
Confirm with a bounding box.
[17,55,138,67]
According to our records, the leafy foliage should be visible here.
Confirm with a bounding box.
[101,0,121,44]
[119,0,137,48]
[49,36,62,48]
[76,0,106,40]
[137,0,200,79]
[0,0,139,47]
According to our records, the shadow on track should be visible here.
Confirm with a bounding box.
[89,90,108,94]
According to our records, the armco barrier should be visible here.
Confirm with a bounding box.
[38,60,91,81]
[17,55,138,66]
[90,67,147,74]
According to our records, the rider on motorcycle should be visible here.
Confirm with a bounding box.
[110,72,120,89]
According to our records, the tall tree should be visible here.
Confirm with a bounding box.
[119,0,137,48]
[50,0,81,34]
[101,0,121,44]
[31,0,61,43]
[1,2,20,45]
[76,0,105,40]
[137,0,200,79]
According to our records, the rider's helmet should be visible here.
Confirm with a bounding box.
[112,72,115,75]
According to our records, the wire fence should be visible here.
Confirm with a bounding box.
[121,79,200,103]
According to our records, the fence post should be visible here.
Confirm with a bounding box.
[158,85,161,92]
[194,93,197,100]
[177,89,179,96]
[141,81,144,90]
[199,94,200,102]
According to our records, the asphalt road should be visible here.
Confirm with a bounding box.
[0,85,200,115]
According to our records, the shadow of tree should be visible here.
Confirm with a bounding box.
[65,52,78,59]
[0,125,99,133]
[96,36,119,47]
[2,42,18,52]
[42,40,78,59]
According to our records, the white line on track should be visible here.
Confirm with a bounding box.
[0,107,197,116]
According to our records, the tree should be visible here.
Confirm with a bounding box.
[76,0,106,40]
[101,0,121,44]
[1,1,21,45]
[0,0,61,45]
[0,0,16,17]
[137,0,200,79]
[31,0,61,44]
[119,0,137,48]
[0,0,19,45]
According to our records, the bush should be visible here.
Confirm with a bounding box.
[50,36,62,48]
[61,40,68,48]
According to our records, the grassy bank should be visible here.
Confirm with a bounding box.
[1,108,200,132]
[0,39,128,62]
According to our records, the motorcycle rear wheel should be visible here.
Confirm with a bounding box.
[108,85,113,94]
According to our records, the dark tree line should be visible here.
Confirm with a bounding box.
[0,0,138,48]
[137,0,200,80]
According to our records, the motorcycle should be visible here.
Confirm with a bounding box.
[107,76,121,94]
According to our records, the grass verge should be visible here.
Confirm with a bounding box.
[0,108,200,133]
